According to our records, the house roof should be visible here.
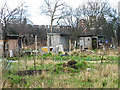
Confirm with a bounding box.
[79,35,97,37]
[47,33,61,35]
[7,34,19,39]
[47,33,71,36]
[60,33,71,36]
[98,35,106,38]
[79,35,106,39]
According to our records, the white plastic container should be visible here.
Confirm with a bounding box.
[9,50,13,57]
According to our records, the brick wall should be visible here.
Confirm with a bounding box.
[8,39,18,50]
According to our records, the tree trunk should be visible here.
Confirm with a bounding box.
[50,17,53,33]
[2,24,7,70]
[34,35,36,71]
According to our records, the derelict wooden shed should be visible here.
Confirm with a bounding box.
[47,33,71,50]
[79,35,98,50]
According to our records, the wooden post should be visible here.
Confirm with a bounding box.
[34,35,36,70]
[69,40,71,60]
[41,51,43,71]
[35,35,37,61]
[21,37,23,50]
[74,41,76,51]
[101,54,103,63]
[97,37,98,49]
[47,34,50,53]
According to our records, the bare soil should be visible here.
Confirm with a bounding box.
[16,69,50,76]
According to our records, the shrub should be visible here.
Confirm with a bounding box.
[42,54,47,59]
[71,58,76,61]
[58,51,62,55]
[71,68,79,73]
[10,75,22,84]
[56,66,64,70]
[75,61,89,70]
[29,67,35,70]
[56,56,61,60]
[56,62,63,66]
[93,49,97,52]
[47,53,52,56]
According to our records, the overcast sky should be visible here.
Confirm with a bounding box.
[0,0,120,25]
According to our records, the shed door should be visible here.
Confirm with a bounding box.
[79,38,84,50]
[92,38,97,49]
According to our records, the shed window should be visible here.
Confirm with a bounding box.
[88,38,90,41]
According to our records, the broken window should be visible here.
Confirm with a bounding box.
[88,38,90,41]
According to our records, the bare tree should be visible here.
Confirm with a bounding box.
[41,0,66,33]
[81,0,111,19]
[80,0,111,33]
[108,8,119,46]
[0,0,25,69]
[60,6,77,27]
[59,6,83,40]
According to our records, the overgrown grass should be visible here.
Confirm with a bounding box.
[37,52,118,62]
[3,59,118,88]
[2,49,118,88]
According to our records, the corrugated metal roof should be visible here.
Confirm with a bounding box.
[47,33,61,35]
[47,33,71,36]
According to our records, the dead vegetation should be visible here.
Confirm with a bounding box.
[1,48,119,88]
[2,62,118,88]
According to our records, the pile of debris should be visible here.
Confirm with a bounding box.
[16,69,49,76]
[62,60,78,69]
[67,60,78,69]
[62,60,89,70]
